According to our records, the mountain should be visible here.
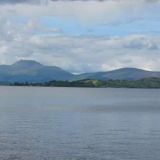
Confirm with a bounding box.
[0,60,74,83]
[75,68,160,81]
[0,60,160,83]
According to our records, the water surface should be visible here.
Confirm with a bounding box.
[0,86,160,160]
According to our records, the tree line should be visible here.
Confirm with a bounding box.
[10,77,160,88]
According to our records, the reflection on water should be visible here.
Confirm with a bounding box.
[0,86,160,160]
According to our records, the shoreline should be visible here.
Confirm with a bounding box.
[1,84,160,89]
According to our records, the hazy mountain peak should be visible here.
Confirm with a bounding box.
[111,67,147,72]
[12,60,43,68]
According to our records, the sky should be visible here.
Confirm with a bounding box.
[0,0,160,73]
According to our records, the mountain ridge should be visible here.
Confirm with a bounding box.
[0,60,74,83]
[0,60,160,83]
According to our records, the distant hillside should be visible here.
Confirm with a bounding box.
[0,60,74,83]
[75,68,160,81]
[0,60,160,83]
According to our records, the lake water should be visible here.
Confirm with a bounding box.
[0,86,160,160]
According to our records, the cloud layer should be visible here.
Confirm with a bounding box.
[0,0,160,72]
[1,18,160,73]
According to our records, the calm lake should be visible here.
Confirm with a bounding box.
[0,86,160,160]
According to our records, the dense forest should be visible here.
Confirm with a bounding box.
[9,77,160,88]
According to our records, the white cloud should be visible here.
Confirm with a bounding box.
[0,0,160,72]
[0,0,159,25]
[1,19,160,72]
